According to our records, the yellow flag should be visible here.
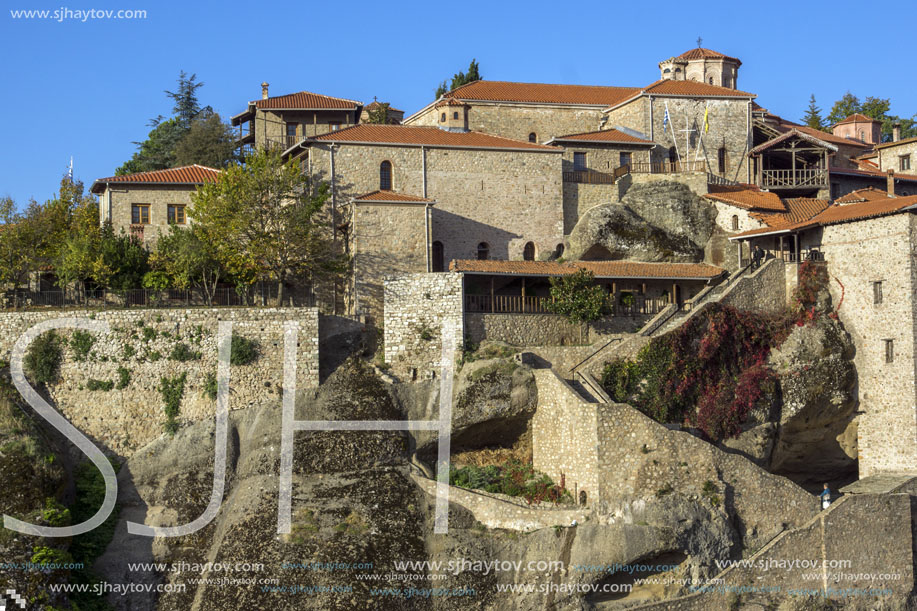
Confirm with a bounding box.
[703,104,709,133]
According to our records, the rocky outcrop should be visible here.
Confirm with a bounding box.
[567,181,716,262]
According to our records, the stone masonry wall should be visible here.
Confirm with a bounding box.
[465,313,649,347]
[383,273,463,379]
[309,141,564,266]
[0,307,319,457]
[102,184,198,248]
[532,369,601,505]
[718,258,786,314]
[818,213,917,476]
[878,140,917,174]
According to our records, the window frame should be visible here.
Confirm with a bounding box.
[885,339,895,363]
[476,242,490,260]
[167,204,187,225]
[873,280,883,305]
[131,204,150,225]
[900,154,911,171]
[573,152,587,172]
[379,160,393,191]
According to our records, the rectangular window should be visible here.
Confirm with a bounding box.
[900,155,911,171]
[573,152,587,172]
[873,281,883,305]
[330,122,342,131]
[885,339,894,363]
[619,152,632,168]
[286,123,297,138]
[131,204,150,225]
[167,204,187,225]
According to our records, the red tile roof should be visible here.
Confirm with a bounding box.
[640,79,754,98]
[676,47,742,65]
[835,187,893,204]
[750,198,831,227]
[352,190,432,203]
[450,259,725,279]
[90,165,221,193]
[305,124,559,151]
[835,113,879,126]
[434,97,469,108]
[442,80,642,107]
[830,167,917,182]
[254,91,361,110]
[548,128,654,145]
[876,135,917,150]
[365,101,403,113]
[749,128,838,155]
[704,185,786,212]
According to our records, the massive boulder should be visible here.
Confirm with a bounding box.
[567,181,716,262]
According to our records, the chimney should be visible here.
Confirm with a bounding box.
[888,169,896,197]
[261,82,270,100]
[893,122,901,142]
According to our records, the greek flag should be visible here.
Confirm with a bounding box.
[663,103,671,134]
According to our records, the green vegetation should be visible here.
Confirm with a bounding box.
[230,334,259,366]
[702,480,721,508]
[289,509,320,543]
[141,326,157,342]
[115,367,131,390]
[159,372,187,434]
[467,360,518,382]
[460,341,518,366]
[86,379,115,392]
[31,545,72,566]
[544,269,609,323]
[655,483,673,497]
[435,58,481,98]
[334,511,368,536]
[169,342,201,362]
[69,330,96,362]
[449,459,570,505]
[203,372,218,400]
[24,331,63,385]
[147,350,162,362]
[822,91,917,141]
[41,498,71,527]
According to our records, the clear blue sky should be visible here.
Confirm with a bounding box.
[1,0,913,207]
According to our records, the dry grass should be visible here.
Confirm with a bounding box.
[451,429,532,468]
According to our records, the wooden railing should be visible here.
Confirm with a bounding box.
[707,172,740,186]
[265,134,304,150]
[760,168,827,189]
[465,294,669,316]
[563,170,616,184]
[630,160,706,174]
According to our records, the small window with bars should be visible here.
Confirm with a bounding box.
[873,280,883,305]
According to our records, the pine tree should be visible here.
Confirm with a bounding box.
[435,59,482,98]
[802,94,826,131]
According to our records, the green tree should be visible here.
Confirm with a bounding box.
[173,113,238,168]
[165,70,208,129]
[544,269,610,323]
[0,197,30,290]
[366,102,392,124]
[802,94,826,131]
[57,223,150,291]
[826,91,860,127]
[190,149,349,305]
[116,118,186,175]
[151,224,227,303]
[435,59,482,98]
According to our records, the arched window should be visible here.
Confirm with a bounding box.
[379,160,392,190]
[718,147,727,173]
[709,77,714,85]
[555,243,565,258]
[528,132,537,143]
[440,112,446,122]
[477,242,489,260]
[663,68,671,74]
[453,111,459,120]
[523,242,535,261]
[731,215,739,231]
[432,241,444,272]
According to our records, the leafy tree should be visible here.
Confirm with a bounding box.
[116,118,185,175]
[544,269,609,323]
[435,59,482,98]
[366,102,393,124]
[190,148,349,305]
[826,91,861,127]
[0,197,30,290]
[802,94,827,131]
[825,92,917,141]
[57,223,149,291]
[150,224,227,303]
[173,113,237,168]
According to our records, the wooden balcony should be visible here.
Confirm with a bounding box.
[630,160,706,174]
[759,168,827,189]
[265,134,304,151]
[464,294,669,316]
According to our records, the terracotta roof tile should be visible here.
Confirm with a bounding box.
[876,135,917,150]
[749,128,838,155]
[750,198,830,227]
[640,79,754,98]
[830,167,917,182]
[676,47,742,65]
[365,101,403,113]
[306,124,559,151]
[434,97,469,108]
[352,190,432,203]
[443,80,641,106]
[90,165,221,193]
[549,128,654,145]
[254,91,360,110]
[835,187,893,204]
[704,186,786,212]
[835,113,879,126]
[449,259,724,279]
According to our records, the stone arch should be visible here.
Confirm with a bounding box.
[523,241,536,261]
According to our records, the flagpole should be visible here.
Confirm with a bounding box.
[664,102,680,161]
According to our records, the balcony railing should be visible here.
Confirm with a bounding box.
[760,168,827,189]
[464,294,668,316]
[0,286,316,310]
[630,160,706,174]
[265,134,305,151]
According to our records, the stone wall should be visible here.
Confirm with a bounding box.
[532,370,602,505]
[718,258,786,314]
[878,140,917,173]
[100,184,198,248]
[627,171,709,195]
[604,99,648,136]
[405,101,608,143]
[348,201,430,321]
[253,108,356,147]
[562,181,621,234]
[465,313,650,347]
[383,273,463,379]
[410,472,589,532]
[0,307,320,457]
[816,213,917,476]
[308,141,564,266]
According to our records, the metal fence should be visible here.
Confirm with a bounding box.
[0,286,316,310]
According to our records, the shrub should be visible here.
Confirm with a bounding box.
[141,326,157,343]
[147,350,162,362]
[169,343,201,362]
[122,344,136,359]
[41,498,71,527]
[69,330,96,362]
[86,379,114,392]
[449,459,570,505]
[115,367,131,390]
[31,545,72,567]
[24,332,63,385]
[544,269,610,323]
[230,335,259,366]
[203,372,218,400]
[159,372,187,434]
